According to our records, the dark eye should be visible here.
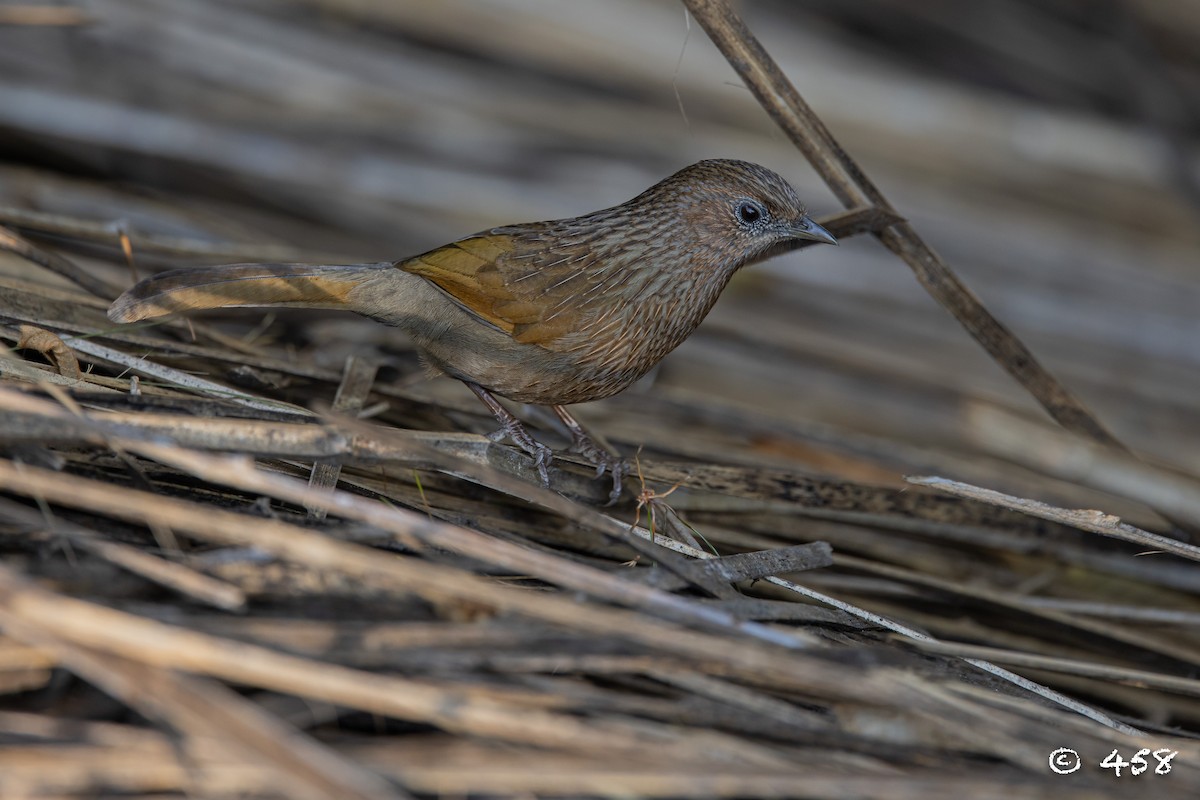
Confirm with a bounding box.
[736,200,765,226]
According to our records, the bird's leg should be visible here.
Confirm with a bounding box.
[552,405,627,505]
[465,382,553,486]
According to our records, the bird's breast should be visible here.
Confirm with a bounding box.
[544,264,732,400]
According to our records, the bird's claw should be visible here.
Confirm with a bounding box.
[603,459,629,506]
[488,424,554,487]
[531,440,553,487]
[474,389,626,501]
[567,437,628,505]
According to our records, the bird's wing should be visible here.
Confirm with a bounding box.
[397,230,612,347]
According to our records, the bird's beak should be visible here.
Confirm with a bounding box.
[787,216,838,246]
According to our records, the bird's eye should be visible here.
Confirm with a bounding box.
[736,200,765,226]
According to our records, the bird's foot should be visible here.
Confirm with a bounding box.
[468,383,554,486]
[553,405,628,505]
[571,440,628,506]
[466,385,628,501]
[489,419,553,486]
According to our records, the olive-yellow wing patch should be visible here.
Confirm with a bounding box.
[397,235,528,334]
[398,232,603,346]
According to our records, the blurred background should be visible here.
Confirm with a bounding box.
[1,0,1197,477]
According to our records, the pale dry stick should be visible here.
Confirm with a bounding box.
[0,350,141,395]
[307,356,378,519]
[0,205,317,262]
[58,334,314,417]
[0,669,49,695]
[0,710,179,750]
[0,745,213,798]
[0,497,245,611]
[651,669,831,734]
[182,618,551,661]
[0,723,254,797]
[632,457,1050,532]
[834,551,1200,668]
[1015,599,1200,626]
[680,0,1127,450]
[0,613,406,800]
[0,394,424,461]
[0,633,53,694]
[0,640,55,674]
[966,403,1200,528]
[902,638,1200,698]
[627,510,1144,736]
[0,274,110,313]
[907,475,1200,563]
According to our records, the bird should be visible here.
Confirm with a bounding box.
[108,159,837,502]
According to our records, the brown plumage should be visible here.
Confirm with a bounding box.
[109,159,837,500]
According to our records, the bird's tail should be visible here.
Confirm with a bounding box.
[107,262,394,323]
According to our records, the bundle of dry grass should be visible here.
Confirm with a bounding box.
[1,1,1199,797]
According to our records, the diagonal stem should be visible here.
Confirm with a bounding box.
[681,0,1123,450]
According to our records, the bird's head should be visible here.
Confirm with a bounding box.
[655,159,836,272]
